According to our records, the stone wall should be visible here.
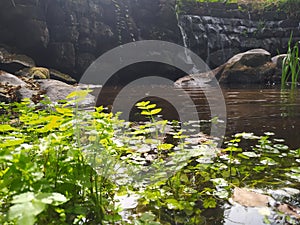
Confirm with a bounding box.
[0,0,180,80]
[179,2,300,68]
[0,0,299,80]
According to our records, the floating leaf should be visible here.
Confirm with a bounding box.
[241,151,259,158]
[231,187,270,207]
[277,204,300,219]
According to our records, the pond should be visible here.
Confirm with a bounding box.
[95,84,300,148]
[90,84,300,224]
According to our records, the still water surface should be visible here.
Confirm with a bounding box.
[95,84,300,149]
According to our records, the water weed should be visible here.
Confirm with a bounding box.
[281,32,300,90]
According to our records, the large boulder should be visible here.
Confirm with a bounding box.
[0,71,37,102]
[217,49,276,84]
[175,49,278,86]
[0,70,94,105]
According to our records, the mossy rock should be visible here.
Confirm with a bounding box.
[16,67,77,83]
[16,67,50,79]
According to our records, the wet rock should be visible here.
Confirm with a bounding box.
[217,49,276,84]
[48,42,76,73]
[37,79,94,105]
[271,54,288,83]
[16,67,50,79]
[272,54,287,69]
[0,70,37,101]
[0,70,92,105]
[76,53,96,75]
[175,49,277,86]
[0,47,36,73]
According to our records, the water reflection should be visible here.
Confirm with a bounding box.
[95,84,300,148]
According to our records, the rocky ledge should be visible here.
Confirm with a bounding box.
[0,46,94,105]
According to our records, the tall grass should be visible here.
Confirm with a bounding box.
[281,32,300,89]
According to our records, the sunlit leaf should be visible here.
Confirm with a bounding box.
[135,101,150,107]
[241,151,259,158]
[150,108,162,115]
[157,143,174,151]
[0,124,17,132]
[203,197,217,208]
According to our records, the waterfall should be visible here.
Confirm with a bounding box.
[176,14,200,74]
[112,0,136,44]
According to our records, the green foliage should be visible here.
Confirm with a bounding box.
[1,92,299,224]
[281,32,300,90]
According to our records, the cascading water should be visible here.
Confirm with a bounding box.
[112,0,136,44]
[176,14,200,74]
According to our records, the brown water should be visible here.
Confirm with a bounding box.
[94,84,300,149]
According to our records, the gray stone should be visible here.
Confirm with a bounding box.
[37,79,95,105]
[0,70,36,100]
[175,49,277,86]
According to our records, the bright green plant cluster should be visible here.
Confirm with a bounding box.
[281,32,300,89]
[1,92,300,224]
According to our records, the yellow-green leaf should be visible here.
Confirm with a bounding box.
[135,101,150,107]
[158,143,174,151]
[55,107,73,116]
[150,108,162,115]
[0,124,17,132]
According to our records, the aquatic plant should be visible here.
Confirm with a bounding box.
[281,32,300,89]
[1,92,300,224]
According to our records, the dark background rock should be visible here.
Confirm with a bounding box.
[0,0,299,82]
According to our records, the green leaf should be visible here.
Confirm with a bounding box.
[241,151,259,158]
[157,143,174,151]
[36,192,67,205]
[165,198,183,210]
[0,138,25,148]
[9,201,45,221]
[55,107,74,116]
[141,110,152,116]
[12,192,35,204]
[150,108,162,115]
[203,197,217,208]
[0,124,17,132]
[66,90,91,99]
[135,101,150,107]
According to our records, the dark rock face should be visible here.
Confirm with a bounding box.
[0,0,299,82]
[179,10,300,69]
